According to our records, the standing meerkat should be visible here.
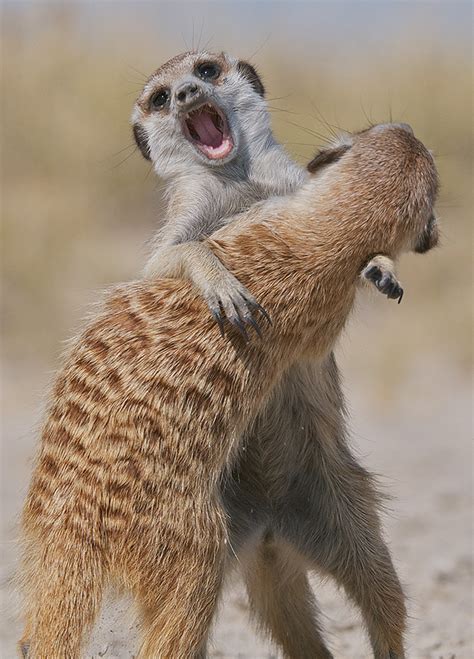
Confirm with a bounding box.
[131,51,406,658]
[19,124,439,659]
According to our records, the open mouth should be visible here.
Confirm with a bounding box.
[182,103,234,160]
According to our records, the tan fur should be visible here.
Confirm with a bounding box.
[18,125,438,658]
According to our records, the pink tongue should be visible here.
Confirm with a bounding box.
[191,112,223,148]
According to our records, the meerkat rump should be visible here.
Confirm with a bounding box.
[19,123,439,659]
[130,51,408,659]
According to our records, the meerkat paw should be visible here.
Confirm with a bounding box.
[202,273,271,342]
[143,242,270,340]
[361,257,404,303]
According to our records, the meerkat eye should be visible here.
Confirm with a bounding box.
[150,88,170,110]
[195,62,221,81]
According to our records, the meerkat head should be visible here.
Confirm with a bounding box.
[132,51,268,177]
[307,123,439,255]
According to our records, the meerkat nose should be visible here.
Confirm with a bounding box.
[176,82,199,105]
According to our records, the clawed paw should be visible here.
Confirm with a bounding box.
[204,277,271,342]
[363,265,404,303]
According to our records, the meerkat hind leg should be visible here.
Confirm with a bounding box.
[242,531,334,659]
[279,429,407,658]
[136,560,223,659]
[20,538,106,658]
[260,357,407,658]
[132,513,226,659]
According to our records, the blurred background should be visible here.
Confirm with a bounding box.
[1,1,472,657]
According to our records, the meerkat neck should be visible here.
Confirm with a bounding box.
[247,138,307,194]
[158,136,306,245]
[166,136,303,188]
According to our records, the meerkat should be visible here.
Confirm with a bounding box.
[19,123,439,659]
[131,51,407,659]
[132,51,403,320]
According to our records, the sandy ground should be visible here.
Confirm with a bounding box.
[2,348,472,659]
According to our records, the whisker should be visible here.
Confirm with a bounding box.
[310,101,345,139]
[127,64,148,82]
[201,35,214,52]
[102,143,136,162]
[359,99,375,129]
[429,151,454,159]
[181,30,190,51]
[123,88,144,98]
[144,163,155,181]
[266,106,300,115]
[247,33,272,62]
[282,141,320,147]
[121,76,147,87]
[197,16,205,52]
[276,117,331,144]
[266,94,294,103]
[109,146,138,170]
[293,151,310,161]
[232,106,299,115]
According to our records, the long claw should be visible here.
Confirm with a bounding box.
[246,315,262,338]
[397,288,404,304]
[249,301,272,325]
[231,317,249,343]
[211,309,225,337]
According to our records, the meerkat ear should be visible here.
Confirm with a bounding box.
[133,124,152,161]
[307,144,350,173]
[236,61,265,97]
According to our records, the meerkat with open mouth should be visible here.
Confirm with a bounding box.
[133,52,402,323]
[131,52,408,658]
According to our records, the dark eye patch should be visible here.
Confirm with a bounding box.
[195,62,221,80]
[132,124,151,161]
[307,144,351,173]
[150,88,170,110]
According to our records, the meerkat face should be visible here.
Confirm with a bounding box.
[307,123,439,254]
[132,51,268,176]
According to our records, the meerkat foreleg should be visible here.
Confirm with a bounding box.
[143,241,269,339]
[361,254,404,302]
